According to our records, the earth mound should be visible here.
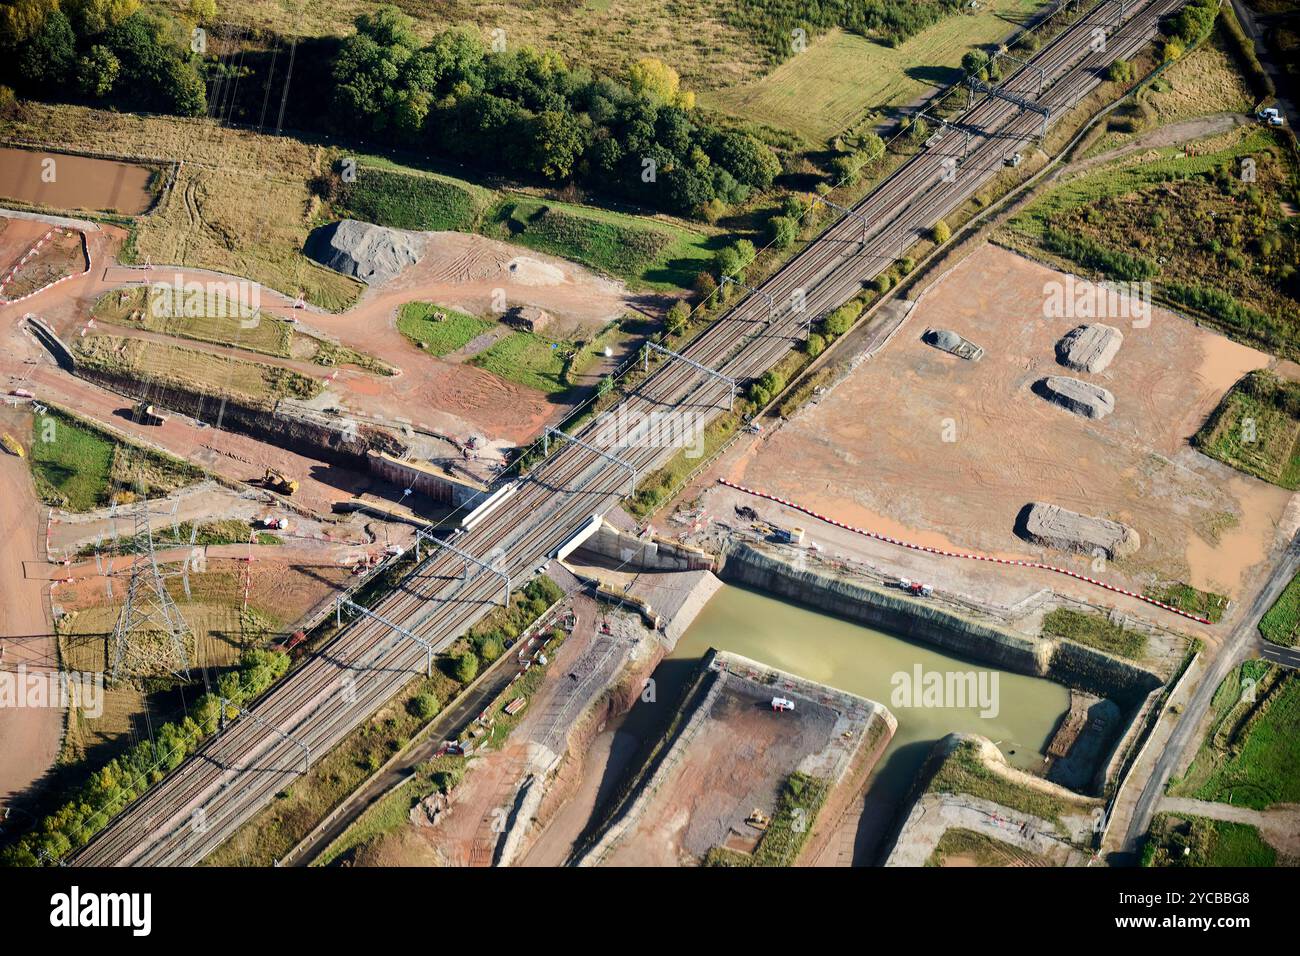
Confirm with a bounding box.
[305,219,425,286]
[1017,502,1140,558]
[1035,375,1115,419]
[1055,324,1123,373]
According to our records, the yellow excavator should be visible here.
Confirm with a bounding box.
[1,433,24,458]
[263,468,299,496]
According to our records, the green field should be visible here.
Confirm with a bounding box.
[337,162,494,232]
[1004,125,1300,359]
[703,0,1048,143]
[396,303,496,357]
[1143,813,1276,867]
[469,332,569,396]
[1040,608,1148,659]
[93,288,293,358]
[480,197,718,290]
[1172,661,1300,810]
[1259,570,1300,648]
[29,408,203,512]
[74,335,324,406]
[1144,582,1230,624]
[1194,371,1300,489]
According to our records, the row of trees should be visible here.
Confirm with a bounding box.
[724,0,967,60]
[1,648,290,866]
[329,7,782,218]
[0,0,209,115]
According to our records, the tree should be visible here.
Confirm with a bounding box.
[628,56,686,106]
[693,271,717,304]
[711,130,780,189]
[187,0,216,25]
[1107,58,1134,83]
[64,0,140,37]
[665,298,690,334]
[407,692,441,720]
[160,56,205,115]
[766,214,797,249]
[932,219,951,244]
[962,49,990,79]
[77,45,120,96]
[0,0,57,50]
[452,651,478,684]
[0,85,18,118]
[530,109,588,180]
[19,8,75,88]
[473,633,504,663]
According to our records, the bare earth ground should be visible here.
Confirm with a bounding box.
[376,600,655,867]
[886,792,1090,866]
[590,656,878,867]
[3,214,645,459]
[698,245,1293,623]
[0,424,61,805]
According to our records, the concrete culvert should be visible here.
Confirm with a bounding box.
[1016,502,1140,558]
[305,219,425,286]
[1034,375,1115,419]
[1056,324,1123,373]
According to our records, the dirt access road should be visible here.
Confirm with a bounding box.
[0,447,63,807]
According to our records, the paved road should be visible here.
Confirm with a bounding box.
[1120,530,1300,856]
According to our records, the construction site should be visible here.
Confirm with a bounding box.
[692,244,1297,643]
[573,650,896,867]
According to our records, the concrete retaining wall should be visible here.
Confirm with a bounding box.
[719,544,1053,676]
[366,451,486,508]
[718,544,1164,705]
[580,521,715,572]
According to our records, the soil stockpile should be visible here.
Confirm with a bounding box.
[1036,375,1115,419]
[1056,324,1123,373]
[923,328,983,361]
[305,219,425,285]
[1018,502,1140,558]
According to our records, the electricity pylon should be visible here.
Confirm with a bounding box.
[107,499,197,684]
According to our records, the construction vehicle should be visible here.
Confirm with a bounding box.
[1258,107,1285,127]
[903,580,934,598]
[132,402,167,426]
[263,468,299,496]
[745,808,770,831]
[1,433,24,458]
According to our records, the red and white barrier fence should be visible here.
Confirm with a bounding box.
[717,478,1213,625]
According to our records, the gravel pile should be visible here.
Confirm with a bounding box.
[305,219,425,286]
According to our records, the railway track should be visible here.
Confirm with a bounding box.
[67,0,1184,866]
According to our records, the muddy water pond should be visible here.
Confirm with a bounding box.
[621,584,1071,863]
[0,147,158,215]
